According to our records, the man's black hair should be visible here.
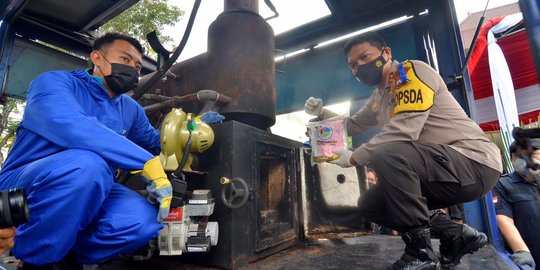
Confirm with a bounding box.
[92,32,144,54]
[343,31,387,57]
[509,140,540,154]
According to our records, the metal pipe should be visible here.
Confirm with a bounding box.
[131,0,201,101]
[263,0,279,21]
[225,0,258,12]
[143,91,232,113]
[196,90,222,102]
[197,90,222,114]
[460,0,489,76]
[140,94,171,102]
[220,177,231,185]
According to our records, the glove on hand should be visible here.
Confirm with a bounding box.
[200,111,225,124]
[512,250,535,269]
[138,156,173,222]
[329,149,354,168]
[304,97,324,116]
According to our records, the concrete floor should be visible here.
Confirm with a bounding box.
[95,235,511,270]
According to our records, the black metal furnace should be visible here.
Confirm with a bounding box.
[185,121,301,269]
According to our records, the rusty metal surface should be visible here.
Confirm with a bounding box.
[244,236,511,270]
[224,0,258,12]
[206,10,276,129]
[298,149,370,239]
[307,225,370,238]
[148,9,276,129]
[143,92,232,112]
[184,121,300,269]
[95,236,511,270]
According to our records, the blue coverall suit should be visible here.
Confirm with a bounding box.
[0,70,163,264]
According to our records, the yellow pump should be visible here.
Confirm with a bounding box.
[159,108,215,171]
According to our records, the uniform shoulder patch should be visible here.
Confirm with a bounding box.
[392,61,435,115]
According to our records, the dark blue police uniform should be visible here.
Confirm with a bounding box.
[492,172,540,269]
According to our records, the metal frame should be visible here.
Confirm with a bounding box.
[1,0,157,98]
[0,0,28,97]
[520,0,540,82]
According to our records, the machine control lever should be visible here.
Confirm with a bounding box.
[220,177,249,209]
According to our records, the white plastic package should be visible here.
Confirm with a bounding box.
[306,117,348,164]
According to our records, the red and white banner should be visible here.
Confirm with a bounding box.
[468,14,540,132]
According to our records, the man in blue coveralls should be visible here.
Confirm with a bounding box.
[0,33,172,269]
[493,140,540,269]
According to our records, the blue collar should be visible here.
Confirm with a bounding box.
[85,68,120,99]
[85,68,104,86]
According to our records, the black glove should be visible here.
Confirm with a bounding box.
[511,250,535,269]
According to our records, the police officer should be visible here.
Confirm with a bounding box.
[304,31,502,270]
[492,141,540,269]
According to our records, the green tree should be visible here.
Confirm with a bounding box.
[101,0,184,53]
[0,98,24,167]
[0,2,183,166]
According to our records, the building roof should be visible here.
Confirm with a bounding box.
[459,2,521,51]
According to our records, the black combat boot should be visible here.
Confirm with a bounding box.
[438,224,487,269]
[387,228,439,270]
[429,211,487,269]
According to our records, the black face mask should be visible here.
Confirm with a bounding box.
[354,49,388,86]
[99,53,140,95]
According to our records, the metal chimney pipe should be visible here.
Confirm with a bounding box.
[224,0,258,13]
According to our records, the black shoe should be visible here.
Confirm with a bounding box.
[388,253,439,270]
[20,253,83,270]
[439,224,487,268]
[387,228,439,270]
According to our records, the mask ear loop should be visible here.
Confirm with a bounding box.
[97,51,112,64]
[94,51,113,77]
[380,47,392,64]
